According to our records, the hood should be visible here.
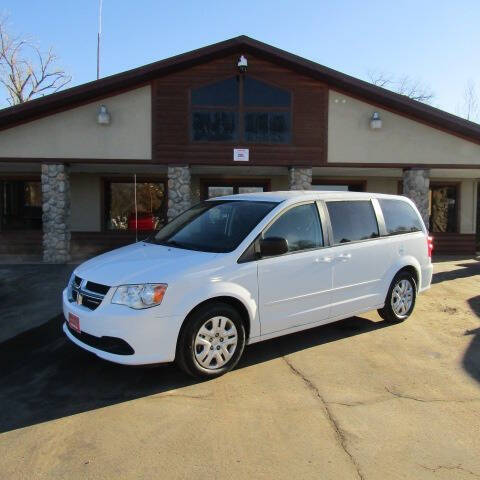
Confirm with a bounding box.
[75,242,220,286]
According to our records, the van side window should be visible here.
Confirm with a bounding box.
[379,199,423,235]
[327,201,379,244]
[264,203,323,252]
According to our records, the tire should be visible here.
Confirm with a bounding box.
[176,302,246,379]
[378,271,417,323]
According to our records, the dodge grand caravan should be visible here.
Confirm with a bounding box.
[63,191,433,378]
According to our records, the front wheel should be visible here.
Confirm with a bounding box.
[378,272,417,323]
[176,302,246,379]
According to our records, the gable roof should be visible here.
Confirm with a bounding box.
[1,35,479,143]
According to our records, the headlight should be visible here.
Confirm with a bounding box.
[111,283,167,309]
[67,273,75,300]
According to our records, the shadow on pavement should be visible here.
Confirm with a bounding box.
[432,260,480,285]
[0,313,390,433]
[463,296,480,384]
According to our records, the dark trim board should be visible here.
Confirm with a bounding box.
[1,35,480,148]
[1,157,480,169]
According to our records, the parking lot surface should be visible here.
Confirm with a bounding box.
[0,258,479,479]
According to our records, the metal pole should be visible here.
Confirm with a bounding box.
[97,0,102,79]
[134,174,138,243]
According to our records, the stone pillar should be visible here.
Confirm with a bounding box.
[289,167,312,190]
[41,164,71,263]
[167,165,191,221]
[403,168,430,229]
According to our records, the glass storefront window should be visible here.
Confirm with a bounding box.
[203,182,268,199]
[429,185,458,233]
[105,181,166,231]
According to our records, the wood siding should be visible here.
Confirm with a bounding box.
[432,233,477,255]
[152,53,328,166]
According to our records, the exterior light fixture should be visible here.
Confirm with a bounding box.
[370,111,382,130]
[97,105,111,125]
[237,55,248,73]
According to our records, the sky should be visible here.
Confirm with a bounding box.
[1,0,479,116]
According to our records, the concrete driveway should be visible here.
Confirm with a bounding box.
[0,258,479,479]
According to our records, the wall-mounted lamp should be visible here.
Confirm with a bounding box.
[237,55,248,73]
[370,111,382,130]
[97,105,111,125]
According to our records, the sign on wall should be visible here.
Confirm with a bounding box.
[233,148,249,161]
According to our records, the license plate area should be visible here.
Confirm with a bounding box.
[68,312,81,333]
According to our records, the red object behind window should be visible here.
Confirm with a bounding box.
[128,214,155,231]
[427,235,434,258]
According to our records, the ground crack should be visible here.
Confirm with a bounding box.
[419,463,480,477]
[283,356,365,480]
[385,386,480,404]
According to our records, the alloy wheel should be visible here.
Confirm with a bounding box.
[391,279,414,318]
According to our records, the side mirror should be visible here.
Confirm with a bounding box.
[260,237,288,257]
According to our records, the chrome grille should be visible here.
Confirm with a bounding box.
[71,276,110,311]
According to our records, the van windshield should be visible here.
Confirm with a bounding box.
[148,200,277,253]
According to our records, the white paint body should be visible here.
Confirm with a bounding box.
[63,191,433,365]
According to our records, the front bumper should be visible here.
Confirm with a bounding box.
[62,289,183,365]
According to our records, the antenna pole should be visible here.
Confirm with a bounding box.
[97,0,103,79]
[134,174,138,243]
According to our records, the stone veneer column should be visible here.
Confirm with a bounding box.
[289,167,312,190]
[42,163,71,263]
[403,168,430,229]
[167,165,191,221]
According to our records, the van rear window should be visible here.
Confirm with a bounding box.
[326,201,379,244]
[378,199,423,235]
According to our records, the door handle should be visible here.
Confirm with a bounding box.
[315,256,332,263]
[337,253,352,262]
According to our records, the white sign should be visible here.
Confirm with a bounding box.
[233,148,249,162]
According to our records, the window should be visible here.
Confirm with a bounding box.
[192,111,237,141]
[312,180,365,192]
[190,76,291,143]
[0,179,42,230]
[244,76,291,107]
[191,77,239,106]
[244,112,290,143]
[264,203,323,252]
[429,184,458,233]
[327,201,379,244]
[105,180,166,231]
[151,200,277,253]
[202,180,269,199]
[379,199,423,235]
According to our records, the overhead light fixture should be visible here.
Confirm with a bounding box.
[97,105,111,125]
[370,111,382,130]
[237,55,248,73]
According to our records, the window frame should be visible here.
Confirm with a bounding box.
[189,74,293,145]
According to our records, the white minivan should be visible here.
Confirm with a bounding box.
[63,191,433,378]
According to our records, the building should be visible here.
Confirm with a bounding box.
[0,36,478,262]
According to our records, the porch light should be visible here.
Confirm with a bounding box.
[97,105,111,125]
[370,111,382,130]
[237,55,248,73]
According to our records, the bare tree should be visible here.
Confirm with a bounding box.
[367,69,434,104]
[0,16,71,106]
[456,80,479,122]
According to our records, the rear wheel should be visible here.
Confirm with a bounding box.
[378,272,416,323]
[176,302,246,379]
